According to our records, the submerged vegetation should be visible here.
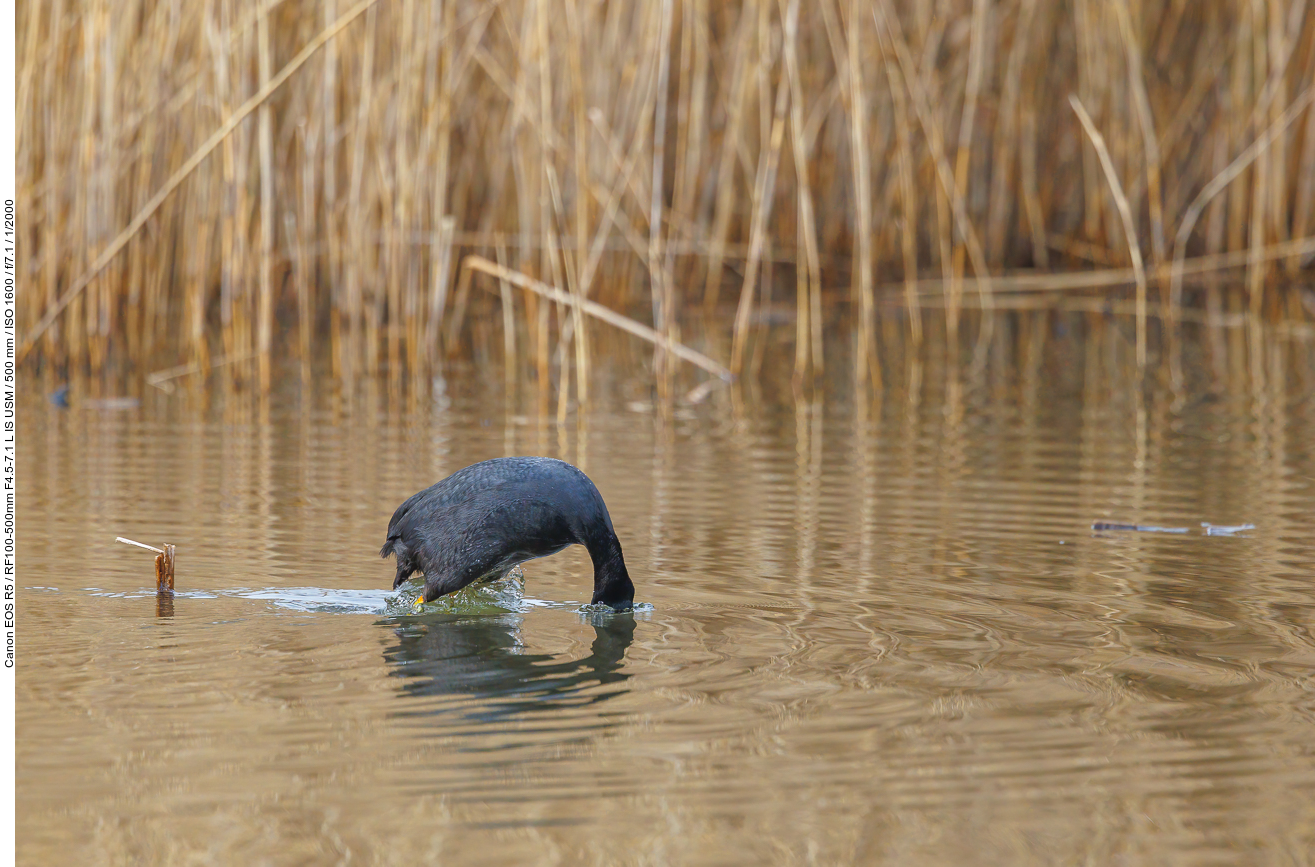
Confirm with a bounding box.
[14,0,1315,395]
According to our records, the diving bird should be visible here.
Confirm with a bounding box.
[381,457,635,610]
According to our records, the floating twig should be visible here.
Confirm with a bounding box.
[1092,522,1188,534]
[1092,521,1255,537]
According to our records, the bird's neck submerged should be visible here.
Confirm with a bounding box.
[588,535,635,610]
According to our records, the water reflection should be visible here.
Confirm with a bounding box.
[382,613,635,724]
[17,305,1315,863]
[155,589,174,618]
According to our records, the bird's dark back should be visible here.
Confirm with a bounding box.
[386,457,615,553]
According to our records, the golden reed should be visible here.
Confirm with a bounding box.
[14,0,1315,391]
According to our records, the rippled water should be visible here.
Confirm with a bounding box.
[17,314,1315,864]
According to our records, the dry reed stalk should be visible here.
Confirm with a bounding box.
[950,0,987,298]
[345,6,377,377]
[1294,87,1315,251]
[226,17,251,385]
[1113,0,1165,266]
[730,23,789,377]
[39,0,63,362]
[15,1,41,220]
[1020,106,1049,269]
[461,255,732,382]
[291,126,311,378]
[187,189,212,373]
[791,213,809,387]
[671,0,709,239]
[1227,9,1253,257]
[1272,1,1302,272]
[870,7,946,341]
[908,236,1315,298]
[1170,84,1315,308]
[426,216,458,360]
[495,244,517,396]
[780,0,822,382]
[19,0,1315,384]
[546,225,570,425]
[580,109,652,289]
[749,236,772,381]
[564,0,591,408]
[1247,0,1269,314]
[288,209,309,381]
[425,2,455,362]
[986,0,1035,265]
[67,5,91,375]
[503,11,547,400]
[1206,127,1230,259]
[670,0,696,240]
[92,0,114,372]
[1068,95,1148,370]
[442,260,475,357]
[17,0,387,363]
[124,113,152,361]
[876,5,995,331]
[648,0,675,395]
[844,0,876,388]
[257,8,275,392]
[1072,0,1105,246]
[321,0,340,375]
[880,31,920,346]
[386,0,413,381]
[701,6,754,309]
[527,0,574,420]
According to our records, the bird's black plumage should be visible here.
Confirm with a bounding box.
[380,457,635,610]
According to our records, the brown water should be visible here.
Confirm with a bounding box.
[17,317,1315,864]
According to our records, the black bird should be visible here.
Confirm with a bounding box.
[380,457,636,610]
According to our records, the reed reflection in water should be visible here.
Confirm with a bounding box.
[16,308,1315,864]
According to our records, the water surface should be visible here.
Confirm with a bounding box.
[18,314,1315,864]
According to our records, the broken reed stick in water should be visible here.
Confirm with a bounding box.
[116,537,176,594]
[156,545,176,594]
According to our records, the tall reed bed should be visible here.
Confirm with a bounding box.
[15,0,1315,392]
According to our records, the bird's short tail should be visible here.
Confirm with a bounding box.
[380,537,398,559]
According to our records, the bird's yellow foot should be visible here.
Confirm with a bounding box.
[413,594,425,610]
